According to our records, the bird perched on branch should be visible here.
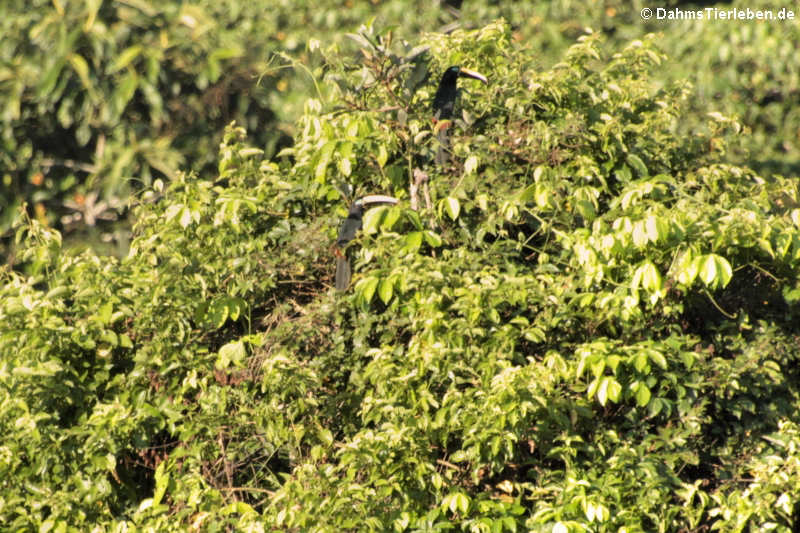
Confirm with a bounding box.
[334,195,399,291]
[432,66,488,166]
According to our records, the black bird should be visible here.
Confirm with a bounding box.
[334,195,399,291]
[432,66,488,165]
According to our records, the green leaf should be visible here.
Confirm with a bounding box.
[405,209,423,230]
[607,377,622,403]
[339,157,352,177]
[627,154,648,177]
[314,141,336,183]
[443,492,470,515]
[699,254,717,287]
[217,340,246,369]
[119,334,134,349]
[68,53,92,92]
[676,250,700,286]
[112,72,139,115]
[641,261,661,292]
[110,45,144,73]
[153,461,168,506]
[632,220,649,248]
[362,206,389,234]
[649,349,668,370]
[358,277,380,304]
[377,144,388,168]
[382,206,401,230]
[597,377,609,406]
[378,278,394,304]
[699,254,731,289]
[645,215,660,242]
[443,197,460,220]
[424,231,442,247]
[634,352,649,373]
[464,155,478,174]
[404,231,423,253]
[179,206,193,228]
[714,254,732,288]
[208,298,230,328]
[635,383,651,406]
[96,301,113,324]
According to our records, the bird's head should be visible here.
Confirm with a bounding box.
[448,66,488,85]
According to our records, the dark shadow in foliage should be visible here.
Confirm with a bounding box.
[680,266,792,335]
[115,431,176,516]
[748,159,800,184]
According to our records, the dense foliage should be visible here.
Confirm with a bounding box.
[2,0,797,261]
[3,19,800,531]
[0,0,440,251]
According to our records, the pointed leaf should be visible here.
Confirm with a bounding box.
[110,45,144,73]
[377,144,388,168]
[627,154,648,177]
[362,206,389,234]
[378,278,394,304]
[464,155,478,174]
[358,277,380,304]
[636,384,651,406]
[424,231,442,247]
[699,254,718,287]
[444,197,460,220]
[405,231,423,252]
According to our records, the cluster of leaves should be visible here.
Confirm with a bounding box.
[0,0,452,256]
[1,0,261,233]
[4,0,796,263]
[261,22,800,531]
[0,121,351,530]
[653,0,800,178]
[455,0,800,178]
[2,20,800,532]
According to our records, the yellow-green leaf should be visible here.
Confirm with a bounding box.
[378,278,394,304]
[444,197,460,220]
[627,154,648,177]
[68,54,92,92]
[464,155,478,174]
[377,144,388,168]
[636,384,651,406]
[362,206,389,234]
[358,277,380,303]
[424,231,442,247]
[405,231,423,252]
[110,45,144,73]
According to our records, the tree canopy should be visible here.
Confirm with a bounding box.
[2,16,800,533]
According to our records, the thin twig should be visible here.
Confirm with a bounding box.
[218,487,276,496]
[703,289,736,319]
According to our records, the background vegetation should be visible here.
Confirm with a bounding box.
[1,0,799,531]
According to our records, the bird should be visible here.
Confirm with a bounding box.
[334,195,399,291]
[432,66,488,166]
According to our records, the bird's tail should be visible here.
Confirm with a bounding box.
[335,256,352,291]
[435,125,450,166]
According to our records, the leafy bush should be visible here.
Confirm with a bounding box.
[655,0,800,178]
[3,0,796,263]
[2,20,800,532]
[0,0,446,253]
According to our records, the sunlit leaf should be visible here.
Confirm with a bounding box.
[378,278,394,304]
[444,197,460,220]
[464,155,478,174]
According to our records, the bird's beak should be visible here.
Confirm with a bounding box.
[359,195,399,207]
[458,68,488,84]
